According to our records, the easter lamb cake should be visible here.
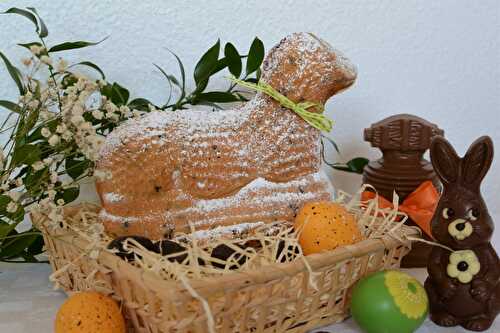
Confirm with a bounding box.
[95,32,357,239]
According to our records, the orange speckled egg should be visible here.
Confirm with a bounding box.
[55,291,126,333]
[295,201,364,255]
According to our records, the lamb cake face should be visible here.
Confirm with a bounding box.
[95,32,357,239]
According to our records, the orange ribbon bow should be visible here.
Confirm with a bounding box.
[361,181,440,238]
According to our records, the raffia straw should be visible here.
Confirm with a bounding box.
[228,76,333,132]
[179,275,216,333]
[406,236,453,252]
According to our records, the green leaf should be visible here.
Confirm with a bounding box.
[0,220,19,240]
[111,82,130,105]
[321,135,340,154]
[56,186,80,204]
[246,37,264,75]
[0,232,39,259]
[26,233,44,255]
[193,39,220,86]
[26,7,48,38]
[0,51,25,95]
[346,157,370,173]
[224,43,242,77]
[245,78,259,84]
[192,78,209,95]
[61,73,78,89]
[24,168,46,196]
[194,101,222,109]
[196,92,240,103]
[0,100,21,113]
[166,50,186,106]
[17,42,43,52]
[11,144,41,167]
[153,63,174,106]
[2,7,38,31]
[27,119,58,143]
[65,155,90,180]
[128,98,152,112]
[48,37,107,53]
[331,157,370,174]
[69,61,105,79]
[167,74,180,87]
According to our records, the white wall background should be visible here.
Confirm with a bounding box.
[0,1,499,248]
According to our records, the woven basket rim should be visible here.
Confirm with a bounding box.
[32,203,418,299]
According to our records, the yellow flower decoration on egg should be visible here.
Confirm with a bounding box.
[384,271,428,319]
[447,250,480,283]
[448,219,473,240]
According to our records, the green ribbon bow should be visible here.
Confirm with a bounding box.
[228,77,334,132]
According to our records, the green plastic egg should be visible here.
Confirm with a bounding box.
[350,270,428,333]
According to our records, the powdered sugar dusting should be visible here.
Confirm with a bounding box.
[104,192,124,203]
[179,222,265,241]
[100,102,258,157]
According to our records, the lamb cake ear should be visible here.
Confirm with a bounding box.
[462,136,494,188]
[430,136,460,186]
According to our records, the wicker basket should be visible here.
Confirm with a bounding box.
[33,204,417,333]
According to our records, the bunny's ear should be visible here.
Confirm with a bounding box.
[430,136,460,185]
[462,136,494,188]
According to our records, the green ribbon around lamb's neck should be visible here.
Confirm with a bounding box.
[228,77,334,132]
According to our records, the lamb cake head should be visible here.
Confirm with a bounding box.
[96,32,357,239]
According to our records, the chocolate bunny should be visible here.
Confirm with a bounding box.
[425,136,500,331]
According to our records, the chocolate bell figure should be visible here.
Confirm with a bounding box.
[363,114,444,267]
[425,136,499,331]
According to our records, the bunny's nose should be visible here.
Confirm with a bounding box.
[448,219,473,240]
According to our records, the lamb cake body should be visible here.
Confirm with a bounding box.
[96,32,357,239]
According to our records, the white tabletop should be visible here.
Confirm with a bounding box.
[0,264,498,333]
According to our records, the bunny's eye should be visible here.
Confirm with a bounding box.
[442,208,454,219]
[467,208,479,221]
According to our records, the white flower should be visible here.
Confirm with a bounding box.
[119,105,130,114]
[8,191,22,201]
[108,113,119,122]
[43,157,54,166]
[132,110,143,118]
[92,110,104,120]
[56,59,68,72]
[447,250,481,283]
[56,124,67,134]
[40,55,52,66]
[32,161,45,171]
[0,183,9,191]
[29,45,43,55]
[56,199,65,206]
[47,190,57,200]
[22,58,32,67]
[71,115,85,125]
[62,130,73,141]
[104,102,118,114]
[27,100,39,109]
[6,201,18,213]
[39,110,53,121]
[48,135,60,146]
[79,122,93,131]
[50,172,58,184]
[75,79,86,91]
[41,127,51,138]
[15,178,23,187]
[98,80,107,88]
